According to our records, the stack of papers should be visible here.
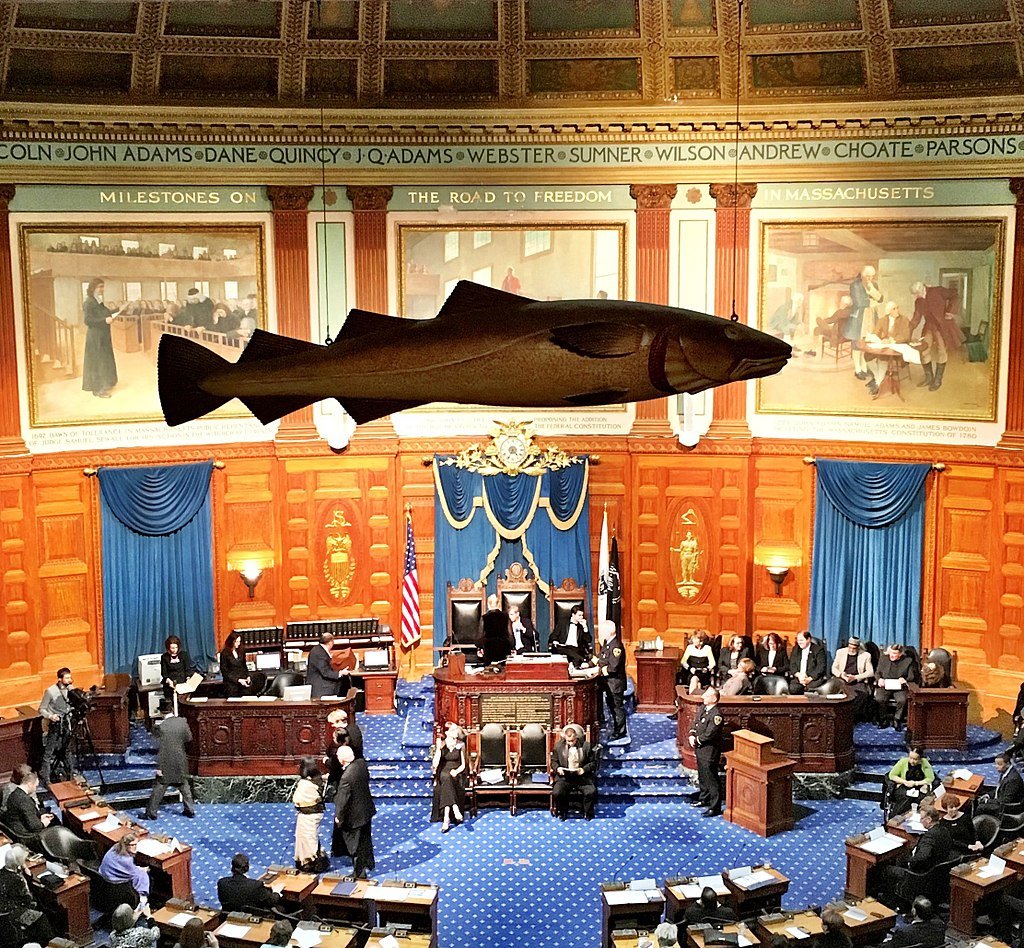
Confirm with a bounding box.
[952,768,974,781]
[628,878,658,891]
[675,874,730,899]
[883,679,904,691]
[478,769,505,785]
[604,889,661,905]
[737,927,758,947]
[75,809,101,822]
[168,912,196,927]
[218,923,250,938]
[291,930,323,948]
[903,815,925,834]
[375,885,411,901]
[975,855,1006,879]
[785,927,811,940]
[189,696,209,704]
[732,870,776,890]
[860,829,905,854]
[135,838,172,857]
[95,814,121,832]
[843,907,870,923]
[378,936,400,948]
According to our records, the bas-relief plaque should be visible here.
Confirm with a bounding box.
[670,502,712,603]
[480,693,553,725]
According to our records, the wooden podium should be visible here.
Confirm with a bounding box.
[724,729,795,837]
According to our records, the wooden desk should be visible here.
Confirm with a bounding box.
[994,837,1024,875]
[25,852,92,945]
[214,914,276,947]
[600,884,666,948]
[260,866,318,905]
[943,773,986,804]
[831,897,897,946]
[724,730,795,838]
[635,648,681,713]
[87,685,130,754]
[844,831,915,899]
[687,922,756,948]
[724,867,789,917]
[310,875,378,926]
[665,874,733,924]
[906,685,969,751]
[179,693,354,776]
[0,706,43,781]
[948,857,1018,935]
[755,910,823,947]
[366,931,433,948]
[47,780,93,809]
[359,671,399,715]
[371,880,439,941]
[676,689,855,773]
[150,903,221,937]
[61,798,112,837]
[434,660,597,730]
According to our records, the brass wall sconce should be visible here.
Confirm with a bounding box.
[765,565,789,597]
[240,563,263,599]
[753,544,802,598]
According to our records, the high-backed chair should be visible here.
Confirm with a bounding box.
[972,813,1001,853]
[512,723,552,814]
[263,670,304,697]
[446,579,486,648]
[467,723,514,814]
[926,647,956,685]
[864,641,881,671]
[754,674,790,696]
[549,578,587,641]
[497,562,537,629]
[38,825,98,865]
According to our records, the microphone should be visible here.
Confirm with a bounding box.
[604,851,638,889]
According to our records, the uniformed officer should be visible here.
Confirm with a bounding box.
[689,686,724,817]
[597,619,627,740]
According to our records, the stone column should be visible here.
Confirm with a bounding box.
[0,185,26,455]
[999,179,1024,449]
[706,182,758,439]
[267,185,317,439]
[629,183,677,437]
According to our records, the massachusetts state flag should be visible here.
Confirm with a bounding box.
[400,512,421,651]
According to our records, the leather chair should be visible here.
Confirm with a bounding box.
[973,813,1000,852]
[468,723,514,815]
[38,825,98,864]
[815,677,848,696]
[497,562,537,630]
[512,723,552,814]
[263,670,304,697]
[897,855,962,906]
[80,861,139,914]
[926,647,955,685]
[864,641,881,671]
[997,809,1024,845]
[446,579,486,649]
[754,674,790,696]
[549,578,586,643]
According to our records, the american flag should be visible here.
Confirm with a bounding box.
[400,511,421,650]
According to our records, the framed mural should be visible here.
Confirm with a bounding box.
[19,223,267,427]
[755,217,1005,421]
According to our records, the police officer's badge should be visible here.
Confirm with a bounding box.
[714,715,723,725]
[613,648,621,656]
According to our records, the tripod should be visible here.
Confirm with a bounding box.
[52,710,107,791]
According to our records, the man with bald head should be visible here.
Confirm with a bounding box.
[332,744,376,878]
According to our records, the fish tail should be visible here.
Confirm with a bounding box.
[158,334,233,426]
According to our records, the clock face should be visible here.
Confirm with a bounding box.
[498,435,527,468]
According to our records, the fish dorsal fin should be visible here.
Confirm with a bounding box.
[337,308,409,342]
[436,281,534,321]
[236,329,322,365]
[550,322,645,359]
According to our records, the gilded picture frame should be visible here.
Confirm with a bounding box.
[19,223,267,427]
[754,217,1005,421]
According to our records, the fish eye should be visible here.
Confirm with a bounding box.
[724,325,742,340]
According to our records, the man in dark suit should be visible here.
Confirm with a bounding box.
[2,766,55,844]
[788,631,827,694]
[306,632,347,699]
[141,712,195,820]
[549,604,592,666]
[689,687,724,817]
[478,594,511,664]
[879,805,954,908]
[217,852,282,913]
[883,897,946,948]
[596,619,627,739]
[976,751,1023,816]
[507,604,538,654]
[684,886,737,926]
[183,287,215,329]
[326,707,363,794]
[873,643,918,729]
[333,745,376,878]
[551,723,598,820]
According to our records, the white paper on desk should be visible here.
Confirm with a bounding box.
[290,928,323,948]
[866,828,885,841]
[934,784,946,799]
[218,923,251,938]
[738,928,758,947]
[826,693,845,700]
[883,679,903,691]
[976,855,1006,879]
[374,885,410,901]
[604,889,646,905]
[952,768,974,781]
[861,833,905,855]
[270,881,285,894]
[843,907,870,923]
[96,814,121,831]
[168,912,196,927]
[135,838,172,857]
[378,937,400,948]
[678,884,703,899]
[189,696,208,703]
[785,927,811,940]
[478,768,504,785]
[904,818,925,834]
[75,809,101,821]
[733,870,776,890]
[696,873,730,895]
[226,696,250,702]
[729,866,752,880]
[257,695,278,702]
[629,878,658,891]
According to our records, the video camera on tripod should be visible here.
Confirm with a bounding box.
[67,686,96,723]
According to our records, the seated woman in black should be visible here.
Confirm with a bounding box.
[160,634,191,708]
[219,632,263,698]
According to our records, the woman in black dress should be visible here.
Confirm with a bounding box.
[219,632,262,697]
[430,722,467,832]
[160,635,191,709]
[81,277,120,398]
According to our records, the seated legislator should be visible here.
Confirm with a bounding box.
[219,632,264,698]
[831,636,876,720]
[883,897,946,948]
[549,604,592,666]
[878,805,953,909]
[873,643,918,730]
[160,635,191,709]
[721,657,756,696]
[684,886,737,926]
[99,834,150,904]
[507,604,538,655]
[680,631,715,692]
[716,635,753,684]
[431,722,467,832]
[108,903,158,948]
[2,765,56,843]
[306,631,349,698]
[756,632,788,677]
[789,630,827,694]
[975,750,1024,816]
[0,843,55,945]
[885,746,936,818]
[477,594,512,665]
[217,852,282,913]
[940,794,983,854]
[819,908,853,948]
[654,922,682,948]
[551,723,598,820]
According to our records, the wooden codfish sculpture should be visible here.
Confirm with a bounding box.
[158,281,791,427]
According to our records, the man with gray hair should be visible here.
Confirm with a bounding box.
[655,921,681,948]
[550,723,598,819]
[332,743,376,877]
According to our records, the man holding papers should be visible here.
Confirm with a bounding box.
[873,644,917,730]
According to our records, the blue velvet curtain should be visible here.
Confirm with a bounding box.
[99,461,216,675]
[809,458,930,653]
[433,457,590,648]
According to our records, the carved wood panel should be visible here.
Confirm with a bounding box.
[0,470,36,699]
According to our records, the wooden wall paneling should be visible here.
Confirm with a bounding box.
[214,457,280,635]
[933,463,998,720]
[750,456,813,640]
[0,466,40,705]
[32,469,102,691]
[397,450,437,676]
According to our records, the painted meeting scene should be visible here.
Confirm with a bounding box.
[755,218,1005,421]
[19,224,266,427]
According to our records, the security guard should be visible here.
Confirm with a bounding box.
[597,619,627,739]
[689,686,724,816]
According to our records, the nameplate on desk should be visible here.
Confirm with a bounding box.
[332,880,359,896]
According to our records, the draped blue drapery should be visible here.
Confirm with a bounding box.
[99,461,215,675]
[433,457,590,649]
[809,458,930,654]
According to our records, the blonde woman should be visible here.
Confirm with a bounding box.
[291,756,328,872]
[430,722,467,832]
